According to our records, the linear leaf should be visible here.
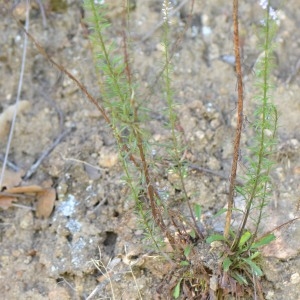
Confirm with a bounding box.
[251,233,275,249]
[232,272,248,285]
[184,245,192,258]
[223,257,232,272]
[173,279,182,299]
[242,258,263,276]
[194,204,202,220]
[238,231,252,249]
[206,234,226,244]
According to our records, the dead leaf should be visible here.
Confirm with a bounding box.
[36,188,56,218]
[1,169,24,189]
[5,185,44,194]
[0,195,17,209]
[1,182,56,218]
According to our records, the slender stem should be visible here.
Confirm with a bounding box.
[134,125,176,248]
[224,0,244,239]
[89,1,126,103]
[250,107,277,245]
[19,18,143,172]
[0,0,30,190]
[232,1,274,250]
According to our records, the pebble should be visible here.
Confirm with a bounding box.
[12,2,28,22]
[98,150,118,168]
[290,272,300,284]
[20,211,34,229]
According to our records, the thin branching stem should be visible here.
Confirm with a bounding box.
[119,2,175,247]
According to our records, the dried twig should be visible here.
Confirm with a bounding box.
[0,0,30,190]
[224,0,245,238]
[0,155,20,172]
[36,0,47,28]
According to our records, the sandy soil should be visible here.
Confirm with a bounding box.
[0,0,300,299]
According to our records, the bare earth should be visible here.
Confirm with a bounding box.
[0,1,300,299]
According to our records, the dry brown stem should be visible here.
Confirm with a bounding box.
[224,0,245,239]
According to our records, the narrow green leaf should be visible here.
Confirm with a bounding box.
[189,229,196,239]
[180,260,190,266]
[242,258,263,276]
[194,204,202,220]
[213,208,227,218]
[227,229,236,240]
[223,257,232,272]
[251,233,275,249]
[206,234,226,244]
[173,279,182,299]
[250,251,261,260]
[184,245,192,258]
[235,185,246,196]
[232,272,248,285]
[238,231,252,249]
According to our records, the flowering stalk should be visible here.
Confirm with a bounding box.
[231,0,278,251]
[161,0,203,239]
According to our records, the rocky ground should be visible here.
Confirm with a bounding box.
[0,0,300,299]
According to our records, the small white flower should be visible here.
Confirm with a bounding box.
[162,0,173,24]
[258,0,279,24]
[259,0,268,10]
[269,6,279,22]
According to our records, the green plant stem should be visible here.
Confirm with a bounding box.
[250,107,277,245]
[89,2,125,103]
[231,1,275,251]
[162,4,203,240]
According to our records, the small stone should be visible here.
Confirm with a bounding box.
[207,156,221,170]
[20,212,34,229]
[12,250,21,257]
[13,2,28,21]
[194,130,206,141]
[48,287,70,300]
[98,148,118,168]
[266,290,274,299]
[290,272,300,284]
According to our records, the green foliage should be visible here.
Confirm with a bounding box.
[206,234,226,244]
[83,0,279,297]
[83,0,164,250]
[251,233,275,249]
[173,279,182,299]
[184,244,192,257]
[83,0,204,257]
[194,204,202,221]
[18,0,287,297]
[230,1,279,254]
[218,231,275,285]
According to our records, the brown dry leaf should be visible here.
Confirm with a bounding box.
[0,195,17,209]
[1,169,24,189]
[5,185,44,194]
[36,188,56,218]
[0,183,56,218]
